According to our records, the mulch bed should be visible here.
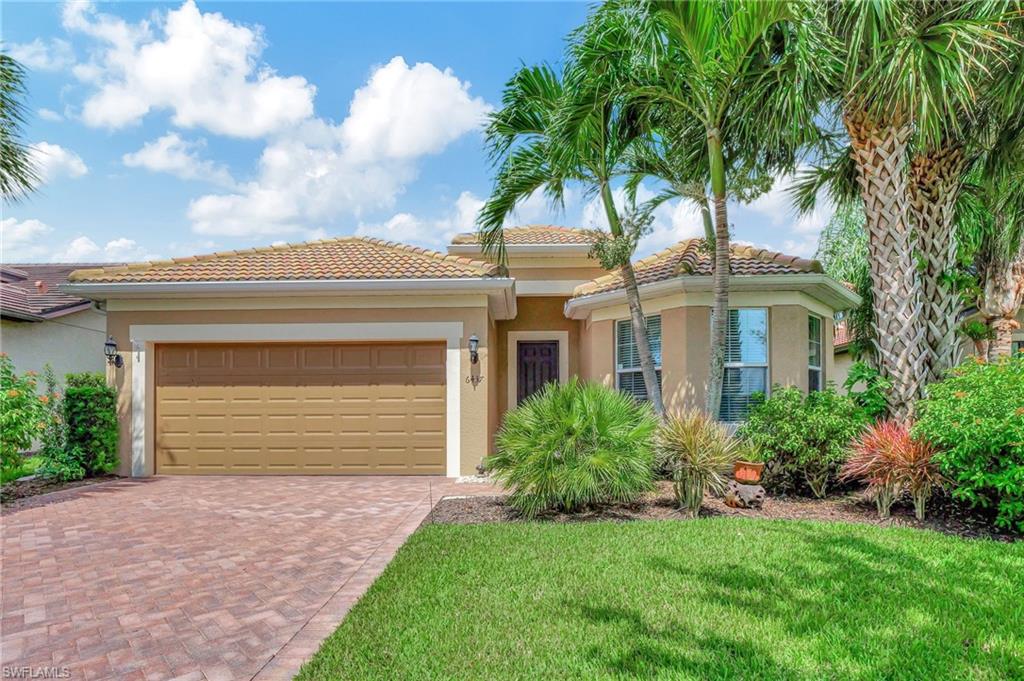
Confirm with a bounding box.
[1,474,120,508]
[427,481,1020,542]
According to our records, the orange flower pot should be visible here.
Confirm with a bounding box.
[733,460,765,484]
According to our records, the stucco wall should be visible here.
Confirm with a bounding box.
[0,308,107,383]
[106,304,491,477]
[769,305,810,391]
[833,350,854,392]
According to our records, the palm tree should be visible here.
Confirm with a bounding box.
[477,63,666,415]
[0,53,38,202]
[574,0,830,417]
[816,0,1013,419]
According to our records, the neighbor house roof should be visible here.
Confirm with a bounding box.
[450,225,600,247]
[0,264,116,321]
[572,240,823,298]
[68,237,502,284]
[834,320,850,351]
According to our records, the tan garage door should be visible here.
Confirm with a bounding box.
[155,342,446,475]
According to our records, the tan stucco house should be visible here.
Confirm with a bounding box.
[64,226,859,478]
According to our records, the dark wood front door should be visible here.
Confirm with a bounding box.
[517,341,559,404]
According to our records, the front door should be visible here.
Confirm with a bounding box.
[517,341,559,404]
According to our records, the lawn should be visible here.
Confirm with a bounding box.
[297,519,1023,681]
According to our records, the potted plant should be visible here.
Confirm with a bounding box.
[733,443,765,484]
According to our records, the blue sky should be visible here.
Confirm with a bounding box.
[2,1,832,264]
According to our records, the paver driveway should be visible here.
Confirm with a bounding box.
[1,476,495,681]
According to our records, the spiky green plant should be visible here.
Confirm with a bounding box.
[656,410,741,518]
[486,379,657,518]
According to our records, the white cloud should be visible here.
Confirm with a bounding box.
[65,0,315,137]
[341,57,491,162]
[6,38,74,71]
[1,218,54,261]
[356,190,485,249]
[38,108,64,122]
[0,217,157,263]
[743,170,835,250]
[29,142,88,183]
[189,58,490,237]
[123,133,235,187]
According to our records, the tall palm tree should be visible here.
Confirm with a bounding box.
[0,53,38,202]
[477,63,666,415]
[820,0,1013,419]
[574,0,830,416]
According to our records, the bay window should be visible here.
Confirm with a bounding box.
[616,316,662,401]
[719,308,768,422]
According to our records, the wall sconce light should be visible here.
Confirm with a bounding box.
[468,334,479,365]
[104,336,124,369]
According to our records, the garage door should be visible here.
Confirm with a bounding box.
[155,342,446,474]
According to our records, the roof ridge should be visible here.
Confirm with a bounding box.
[730,243,822,274]
[357,237,500,277]
[572,240,700,297]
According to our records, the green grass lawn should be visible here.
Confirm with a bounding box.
[297,519,1023,681]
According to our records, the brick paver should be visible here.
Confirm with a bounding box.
[1,476,497,681]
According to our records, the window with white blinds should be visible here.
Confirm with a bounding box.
[616,316,662,401]
[719,308,768,422]
[808,315,823,392]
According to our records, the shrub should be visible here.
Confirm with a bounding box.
[913,355,1024,531]
[64,372,119,476]
[0,354,46,480]
[656,410,740,518]
[486,379,657,518]
[843,361,892,420]
[841,421,943,520]
[36,365,84,482]
[738,386,868,498]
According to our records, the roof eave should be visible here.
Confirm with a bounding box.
[564,274,862,319]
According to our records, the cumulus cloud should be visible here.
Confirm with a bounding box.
[579,184,705,257]
[356,191,485,249]
[64,0,315,137]
[38,108,64,122]
[123,133,235,187]
[743,169,834,256]
[189,58,490,237]
[29,142,88,183]
[341,57,491,162]
[6,38,74,71]
[1,217,158,263]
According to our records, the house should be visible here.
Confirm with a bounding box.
[0,264,115,381]
[63,227,859,478]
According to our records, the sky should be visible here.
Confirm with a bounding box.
[1,1,833,265]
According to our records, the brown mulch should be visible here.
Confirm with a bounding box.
[427,481,1020,542]
[1,474,120,508]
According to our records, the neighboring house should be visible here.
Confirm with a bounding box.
[833,319,853,391]
[0,264,114,382]
[63,227,859,478]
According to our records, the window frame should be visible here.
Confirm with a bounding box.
[720,307,770,423]
[808,314,823,392]
[615,315,662,401]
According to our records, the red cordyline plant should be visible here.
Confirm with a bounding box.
[840,420,944,521]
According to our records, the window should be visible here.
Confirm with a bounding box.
[808,315,823,392]
[1013,340,1023,355]
[719,308,769,422]
[616,316,662,401]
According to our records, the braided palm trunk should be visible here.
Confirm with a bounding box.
[845,111,925,422]
[980,232,1024,361]
[910,146,968,383]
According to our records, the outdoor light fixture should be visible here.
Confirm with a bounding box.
[104,336,124,369]
[468,334,480,364]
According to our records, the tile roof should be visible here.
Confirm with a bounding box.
[450,225,601,246]
[834,320,850,349]
[1,264,118,320]
[67,237,501,284]
[572,240,823,298]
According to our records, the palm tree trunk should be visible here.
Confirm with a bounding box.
[699,195,715,243]
[980,234,1024,361]
[600,182,665,416]
[909,145,968,383]
[705,129,730,418]
[845,111,925,422]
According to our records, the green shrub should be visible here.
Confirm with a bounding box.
[486,379,657,518]
[737,386,868,498]
[913,356,1024,531]
[843,361,891,420]
[656,410,740,518]
[36,365,84,482]
[0,354,46,479]
[64,372,119,476]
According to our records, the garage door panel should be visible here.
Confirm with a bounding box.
[155,341,446,474]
